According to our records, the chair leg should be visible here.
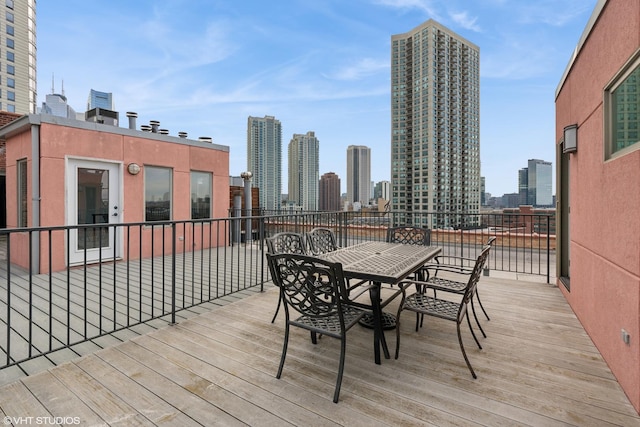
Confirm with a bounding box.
[475,289,490,320]
[470,298,487,338]
[311,331,318,344]
[466,310,482,350]
[333,336,347,403]
[277,323,290,379]
[395,310,402,359]
[457,319,477,379]
[271,296,282,323]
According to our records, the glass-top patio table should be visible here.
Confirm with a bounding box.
[316,241,441,364]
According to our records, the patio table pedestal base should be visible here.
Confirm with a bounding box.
[359,312,397,330]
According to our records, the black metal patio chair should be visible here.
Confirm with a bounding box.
[420,236,496,336]
[266,232,308,323]
[267,253,366,403]
[306,227,339,255]
[386,226,432,282]
[394,244,491,379]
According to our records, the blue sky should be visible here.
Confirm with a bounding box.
[37,0,597,197]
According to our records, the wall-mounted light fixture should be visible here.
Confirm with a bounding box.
[127,163,141,175]
[563,124,578,153]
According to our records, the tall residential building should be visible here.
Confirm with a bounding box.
[288,131,319,211]
[390,20,480,228]
[319,172,341,211]
[2,0,37,114]
[346,145,371,205]
[374,180,391,201]
[87,89,114,111]
[247,115,282,210]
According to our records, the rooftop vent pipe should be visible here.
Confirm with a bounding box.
[198,136,213,143]
[126,112,138,130]
[140,124,152,132]
[149,120,160,133]
[159,129,169,135]
[178,132,188,138]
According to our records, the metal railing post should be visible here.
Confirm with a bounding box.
[171,222,177,325]
[547,215,551,284]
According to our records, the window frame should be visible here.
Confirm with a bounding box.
[144,166,173,222]
[605,48,640,159]
[190,171,212,220]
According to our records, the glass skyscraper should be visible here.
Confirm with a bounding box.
[390,20,480,228]
[247,115,282,211]
[87,89,114,111]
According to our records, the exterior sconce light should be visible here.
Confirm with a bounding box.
[127,163,141,175]
[563,124,577,153]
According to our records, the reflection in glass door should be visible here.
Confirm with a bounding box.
[68,160,121,264]
[77,168,110,250]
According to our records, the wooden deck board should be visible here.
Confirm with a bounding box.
[1,274,639,425]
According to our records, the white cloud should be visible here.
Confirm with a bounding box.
[372,0,441,20]
[324,58,389,81]
[449,11,481,32]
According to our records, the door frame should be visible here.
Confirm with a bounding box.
[66,157,123,265]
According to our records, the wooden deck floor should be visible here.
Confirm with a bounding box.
[1,276,639,426]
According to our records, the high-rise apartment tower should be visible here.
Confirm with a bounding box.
[2,0,37,114]
[247,115,282,211]
[391,20,480,228]
[346,145,371,206]
[288,131,319,211]
[319,172,341,211]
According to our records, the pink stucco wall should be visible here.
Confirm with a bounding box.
[555,0,640,412]
[5,119,230,272]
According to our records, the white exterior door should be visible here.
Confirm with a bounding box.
[67,159,122,265]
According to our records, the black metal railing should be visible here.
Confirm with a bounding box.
[0,210,554,371]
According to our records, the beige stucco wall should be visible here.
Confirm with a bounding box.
[555,0,640,412]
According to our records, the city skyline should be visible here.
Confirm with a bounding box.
[36,1,598,196]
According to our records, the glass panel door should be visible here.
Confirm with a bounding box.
[67,159,121,264]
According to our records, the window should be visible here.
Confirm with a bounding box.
[17,159,27,227]
[6,11,13,22]
[606,51,640,157]
[7,77,13,88]
[191,171,212,219]
[7,91,14,101]
[6,25,13,36]
[7,104,14,112]
[144,166,172,221]
[7,64,14,75]
[6,38,13,49]
[6,0,13,9]
[6,51,14,62]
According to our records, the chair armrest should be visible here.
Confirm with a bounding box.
[424,255,476,275]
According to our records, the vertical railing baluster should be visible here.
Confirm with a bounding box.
[171,222,176,325]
